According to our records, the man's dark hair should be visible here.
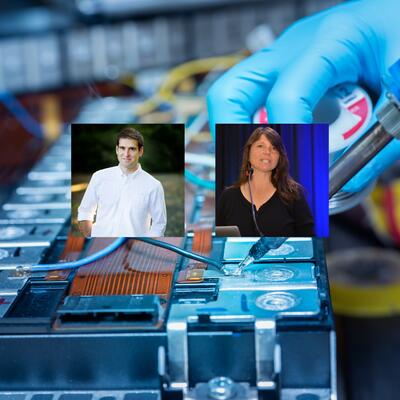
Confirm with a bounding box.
[116,127,144,149]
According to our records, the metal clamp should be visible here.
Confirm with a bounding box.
[167,319,189,390]
[254,318,279,390]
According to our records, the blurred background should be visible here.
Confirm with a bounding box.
[1,0,400,399]
[71,123,184,236]
[0,0,342,227]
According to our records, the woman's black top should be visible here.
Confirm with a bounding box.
[216,187,315,236]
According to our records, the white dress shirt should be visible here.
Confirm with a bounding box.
[78,164,167,237]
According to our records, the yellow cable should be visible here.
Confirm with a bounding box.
[135,54,245,117]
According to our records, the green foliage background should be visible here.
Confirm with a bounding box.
[72,124,184,173]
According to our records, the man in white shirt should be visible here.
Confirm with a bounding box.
[77,127,167,237]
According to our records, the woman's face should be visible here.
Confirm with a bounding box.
[249,134,280,173]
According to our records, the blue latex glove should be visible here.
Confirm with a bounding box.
[207,0,400,192]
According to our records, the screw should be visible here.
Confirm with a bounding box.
[208,376,236,399]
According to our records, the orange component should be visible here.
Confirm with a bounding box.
[177,263,206,283]
[45,235,86,280]
[59,235,86,261]
[176,228,213,284]
[192,228,213,255]
[185,269,205,281]
[69,238,181,297]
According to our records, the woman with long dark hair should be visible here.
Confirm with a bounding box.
[216,126,315,236]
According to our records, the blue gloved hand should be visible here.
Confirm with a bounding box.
[207,0,400,192]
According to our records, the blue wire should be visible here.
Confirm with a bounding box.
[0,91,43,139]
[30,237,127,272]
[29,236,223,273]
[185,168,215,190]
[135,237,222,270]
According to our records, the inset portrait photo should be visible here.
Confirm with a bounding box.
[216,124,329,237]
[71,124,184,237]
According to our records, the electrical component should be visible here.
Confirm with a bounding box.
[55,295,162,330]
[254,82,374,214]
[135,237,223,271]
[0,236,335,399]
[226,236,288,276]
[329,59,400,198]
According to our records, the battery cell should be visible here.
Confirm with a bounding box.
[0,246,49,268]
[2,194,70,210]
[0,270,29,317]
[215,262,317,290]
[223,238,314,262]
[0,224,63,247]
[0,294,18,318]
[0,209,70,225]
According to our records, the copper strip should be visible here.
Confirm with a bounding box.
[69,238,181,297]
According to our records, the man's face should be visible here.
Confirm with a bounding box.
[116,138,143,171]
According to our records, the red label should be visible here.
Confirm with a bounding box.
[343,98,368,140]
[258,107,268,123]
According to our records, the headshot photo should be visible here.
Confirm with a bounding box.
[215,124,329,237]
[71,124,184,237]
